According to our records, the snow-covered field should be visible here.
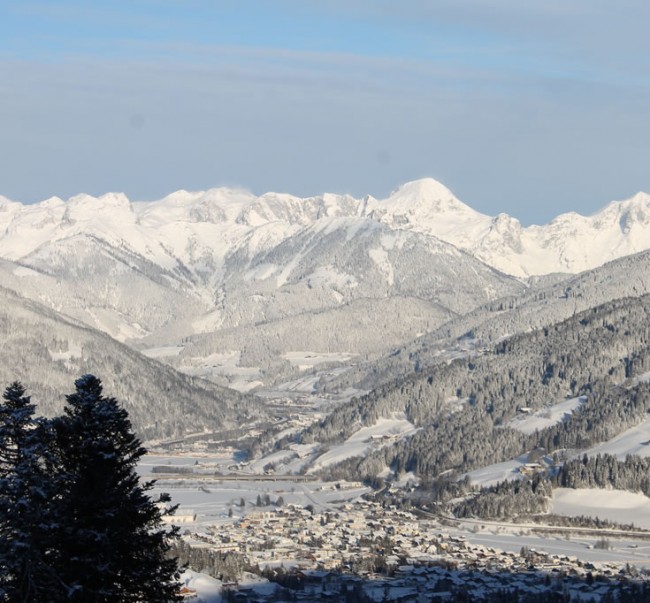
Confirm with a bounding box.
[178,570,280,603]
[179,570,223,602]
[141,453,370,526]
[552,487,650,529]
[464,456,528,487]
[309,414,418,471]
[282,350,357,371]
[508,397,586,435]
[450,525,650,568]
[141,345,185,358]
[581,417,650,459]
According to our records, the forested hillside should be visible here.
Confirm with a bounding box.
[301,294,650,480]
[133,218,524,388]
[0,285,264,440]
[324,248,650,393]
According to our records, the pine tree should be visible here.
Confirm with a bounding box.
[0,382,58,602]
[49,375,181,602]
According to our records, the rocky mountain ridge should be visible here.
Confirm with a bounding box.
[3,178,650,279]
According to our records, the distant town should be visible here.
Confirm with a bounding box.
[178,499,650,602]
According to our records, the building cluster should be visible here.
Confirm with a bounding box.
[183,500,650,601]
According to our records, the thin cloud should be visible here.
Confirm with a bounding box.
[2,1,650,224]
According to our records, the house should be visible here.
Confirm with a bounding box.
[178,585,197,599]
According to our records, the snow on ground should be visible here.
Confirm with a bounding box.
[141,452,369,522]
[580,417,650,459]
[368,246,394,286]
[508,397,586,435]
[464,456,528,487]
[48,343,82,363]
[304,265,355,288]
[12,265,39,277]
[282,350,357,371]
[243,262,278,281]
[632,370,650,385]
[309,414,418,472]
[48,343,83,370]
[449,525,650,568]
[141,345,185,358]
[149,480,369,524]
[139,453,237,474]
[394,471,420,487]
[552,488,650,529]
[177,351,263,392]
[82,308,149,342]
[178,570,223,602]
[177,570,278,603]
[247,449,301,473]
[271,373,321,394]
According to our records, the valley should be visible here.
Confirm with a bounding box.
[4,179,650,600]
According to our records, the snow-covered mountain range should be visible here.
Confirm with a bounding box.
[2,177,650,391]
[3,178,650,280]
[6,177,650,537]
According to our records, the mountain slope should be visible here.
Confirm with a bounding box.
[137,217,524,388]
[3,179,650,389]
[0,186,525,387]
[364,179,650,277]
[299,294,650,480]
[324,247,650,392]
[0,283,263,440]
[3,178,650,282]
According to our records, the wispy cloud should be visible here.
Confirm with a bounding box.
[2,1,650,224]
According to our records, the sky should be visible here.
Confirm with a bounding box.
[2,1,650,225]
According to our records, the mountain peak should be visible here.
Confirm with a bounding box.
[39,196,65,208]
[387,177,453,202]
[0,195,22,211]
[62,192,134,226]
[66,192,131,209]
[382,178,478,217]
[628,191,650,204]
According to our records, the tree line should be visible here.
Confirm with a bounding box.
[555,453,650,494]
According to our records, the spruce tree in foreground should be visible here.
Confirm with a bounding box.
[49,375,181,602]
[0,382,58,601]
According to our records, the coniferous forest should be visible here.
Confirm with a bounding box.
[0,376,181,603]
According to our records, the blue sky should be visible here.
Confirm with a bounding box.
[2,1,650,224]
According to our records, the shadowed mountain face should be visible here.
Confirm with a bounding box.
[0,284,263,441]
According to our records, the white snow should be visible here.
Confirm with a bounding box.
[48,343,83,369]
[304,265,356,289]
[580,417,650,459]
[632,370,650,385]
[465,457,528,487]
[12,266,39,277]
[83,308,149,342]
[552,488,650,529]
[282,351,356,371]
[310,415,418,471]
[243,262,278,282]
[368,246,394,286]
[178,569,223,602]
[508,397,586,435]
[141,345,185,359]
[2,178,650,281]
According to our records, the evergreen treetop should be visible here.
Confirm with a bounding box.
[0,376,182,603]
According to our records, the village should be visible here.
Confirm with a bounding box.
[180,499,650,601]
